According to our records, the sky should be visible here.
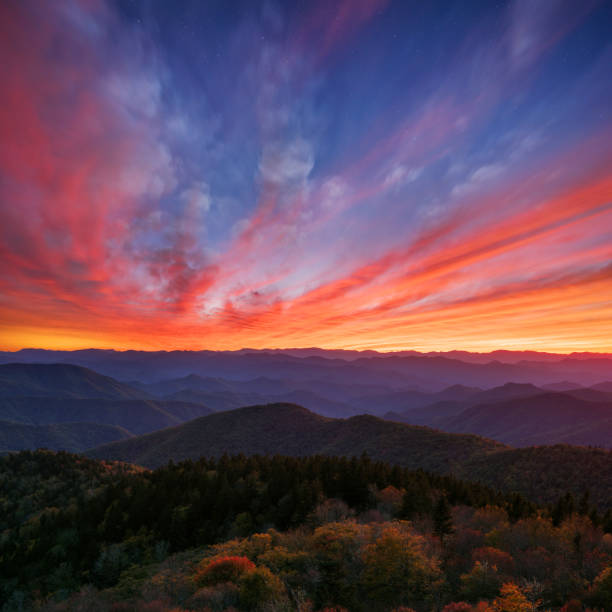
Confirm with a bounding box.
[0,0,611,353]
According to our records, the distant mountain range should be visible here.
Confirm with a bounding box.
[1,348,611,387]
[87,402,612,508]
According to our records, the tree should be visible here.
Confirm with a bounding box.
[361,523,441,609]
[238,565,286,610]
[460,561,501,602]
[434,495,454,539]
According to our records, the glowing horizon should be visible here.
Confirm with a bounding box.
[1,1,611,353]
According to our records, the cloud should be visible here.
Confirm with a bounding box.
[259,138,315,185]
[383,164,423,189]
[451,163,505,197]
[180,182,211,215]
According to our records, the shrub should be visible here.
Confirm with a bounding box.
[460,561,501,602]
[238,565,286,609]
[195,555,256,586]
[187,583,240,610]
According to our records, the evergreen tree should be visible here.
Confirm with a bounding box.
[433,494,454,538]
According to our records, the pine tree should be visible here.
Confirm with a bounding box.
[433,494,454,538]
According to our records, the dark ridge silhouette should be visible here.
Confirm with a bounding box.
[86,402,612,507]
[438,392,612,447]
[87,402,506,472]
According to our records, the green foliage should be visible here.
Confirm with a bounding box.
[361,523,441,609]
[588,565,612,609]
[460,561,502,602]
[434,495,455,538]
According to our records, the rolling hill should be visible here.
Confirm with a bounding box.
[0,420,131,453]
[87,403,612,507]
[386,384,612,446]
[87,402,506,471]
[437,392,612,447]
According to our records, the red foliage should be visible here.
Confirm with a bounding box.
[195,555,256,586]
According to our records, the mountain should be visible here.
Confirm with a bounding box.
[140,373,359,417]
[437,393,612,447]
[163,388,259,412]
[0,397,213,436]
[388,382,612,421]
[87,402,612,507]
[161,386,355,417]
[87,403,506,472]
[0,363,148,399]
[0,420,131,453]
[385,383,550,425]
[592,381,612,392]
[354,384,482,415]
[2,349,611,388]
[542,381,583,391]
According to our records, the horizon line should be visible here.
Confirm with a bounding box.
[2,346,611,357]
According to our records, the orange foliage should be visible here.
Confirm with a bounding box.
[492,582,535,612]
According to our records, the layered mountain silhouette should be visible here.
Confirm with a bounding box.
[0,363,213,452]
[437,393,612,447]
[2,348,611,387]
[0,397,213,436]
[1,357,611,452]
[385,383,612,447]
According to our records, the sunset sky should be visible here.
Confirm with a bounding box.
[1,0,611,353]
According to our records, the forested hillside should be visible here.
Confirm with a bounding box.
[2,450,611,611]
[88,403,612,508]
